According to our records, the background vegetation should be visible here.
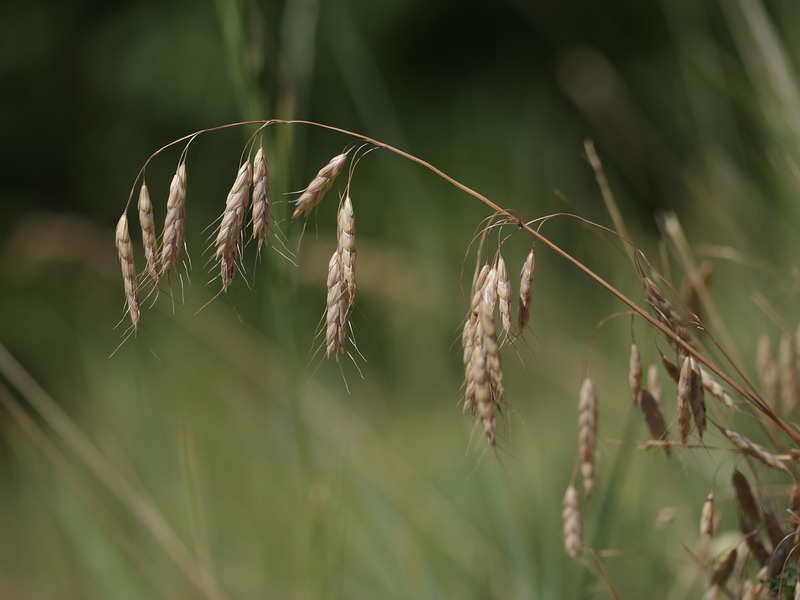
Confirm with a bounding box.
[2,0,800,597]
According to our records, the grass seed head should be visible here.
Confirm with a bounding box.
[518,248,535,331]
[732,469,761,533]
[479,294,504,409]
[578,377,597,497]
[700,492,715,537]
[292,152,348,220]
[337,195,356,310]
[562,484,583,559]
[640,389,671,456]
[779,333,798,413]
[160,162,187,276]
[215,161,252,290]
[251,146,270,252]
[137,182,159,285]
[496,254,512,334]
[325,250,346,359]
[689,358,706,438]
[647,363,662,405]
[115,214,140,329]
[677,356,694,445]
[722,428,789,474]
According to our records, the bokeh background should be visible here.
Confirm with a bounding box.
[2,0,800,598]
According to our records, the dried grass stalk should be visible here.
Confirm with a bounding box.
[700,492,715,537]
[496,254,512,334]
[780,333,798,413]
[562,484,583,559]
[251,146,270,252]
[640,389,671,457]
[115,214,140,329]
[677,356,694,445]
[160,162,187,276]
[137,183,159,285]
[722,428,789,474]
[689,357,706,438]
[629,343,642,405]
[291,152,348,220]
[578,377,597,497]
[325,250,345,358]
[215,161,252,290]
[518,248,535,332]
[337,196,356,311]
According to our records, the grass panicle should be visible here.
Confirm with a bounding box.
[160,162,187,277]
[215,161,252,290]
[115,214,140,329]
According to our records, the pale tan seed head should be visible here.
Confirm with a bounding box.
[137,183,159,285]
[647,364,662,406]
[251,146,270,252]
[640,389,671,457]
[578,377,597,497]
[562,484,583,559]
[471,332,495,446]
[292,152,348,220]
[479,294,504,409]
[496,254,512,335]
[518,248,535,332]
[337,195,356,310]
[462,265,491,415]
[115,214,140,329]
[700,492,715,537]
[630,343,642,405]
[215,161,252,290]
[325,250,345,359]
[721,428,789,474]
[677,356,694,445]
[689,357,706,438]
[483,266,498,309]
[698,366,735,409]
[161,162,187,276]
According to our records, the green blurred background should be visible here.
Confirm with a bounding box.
[2,0,800,597]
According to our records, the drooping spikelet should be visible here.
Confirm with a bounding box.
[733,470,769,566]
[137,183,159,285]
[483,266,498,311]
[115,214,140,329]
[721,428,789,474]
[700,492,715,537]
[698,366,735,409]
[640,389,671,457]
[480,292,504,409]
[292,152,348,220]
[688,357,706,439]
[647,364,662,405]
[215,161,252,290]
[251,146,270,252]
[471,324,495,446]
[160,162,187,276]
[677,356,694,445]
[518,248,535,332]
[578,377,598,497]
[629,343,642,404]
[496,254,512,335]
[462,265,490,415]
[325,250,346,359]
[562,485,583,559]
[337,196,356,311]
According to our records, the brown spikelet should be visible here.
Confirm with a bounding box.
[518,248,535,332]
[780,333,798,413]
[160,162,187,276]
[251,146,270,252]
[648,364,662,405]
[640,389,671,456]
[562,485,583,559]
[137,183,159,285]
[480,293,504,408]
[115,214,140,329]
[337,196,356,310]
[689,357,707,438]
[677,356,694,445]
[763,510,786,550]
[292,152,348,220]
[643,276,690,344]
[707,547,737,590]
[661,353,681,383]
[721,428,790,474]
[740,514,770,566]
[325,250,345,359]
[698,366,735,408]
[496,254,512,335]
[215,161,252,290]
[701,492,715,537]
[471,326,496,446]
[578,377,597,497]
[629,343,642,404]
[462,265,491,415]
[733,470,761,533]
